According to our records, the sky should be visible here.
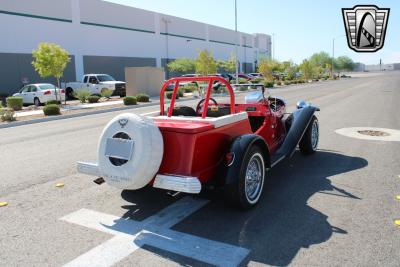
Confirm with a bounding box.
[107,0,399,65]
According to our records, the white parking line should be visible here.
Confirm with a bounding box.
[60,197,249,267]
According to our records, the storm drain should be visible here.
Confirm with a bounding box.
[335,127,400,142]
[357,130,390,137]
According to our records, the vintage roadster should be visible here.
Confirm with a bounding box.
[77,76,319,209]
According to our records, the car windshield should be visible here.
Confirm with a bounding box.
[97,75,115,82]
[39,84,56,90]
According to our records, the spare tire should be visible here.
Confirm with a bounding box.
[97,113,164,189]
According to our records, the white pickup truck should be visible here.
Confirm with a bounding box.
[63,74,126,99]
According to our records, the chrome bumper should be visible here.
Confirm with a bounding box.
[153,174,201,194]
[77,161,101,176]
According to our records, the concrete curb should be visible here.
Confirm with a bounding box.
[0,98,195,129]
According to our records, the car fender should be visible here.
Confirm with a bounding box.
[225,134,270,185]
[276,105,318,159]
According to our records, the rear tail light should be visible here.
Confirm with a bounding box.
[225,152,235,166]
[59,89,65,94]
[43,90,51,95]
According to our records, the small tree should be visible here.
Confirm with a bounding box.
[32,42,70,101]
[309,51,332,78]
[257,58,280,80]
[218,53,236,73]
[284,61,299,80]
[299,59,316,80]
[195,49,217,75]
[334,56,354,74]
[167,58,195,73]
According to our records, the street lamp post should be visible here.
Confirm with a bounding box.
[272,33,275,61]
[242,36,246,72]
[162,18,171,77]
[235,0,239,84]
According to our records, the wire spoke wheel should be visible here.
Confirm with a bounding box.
[311,119,319,150]
[244,152,265,203]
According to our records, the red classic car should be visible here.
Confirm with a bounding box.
[77,76,319,209]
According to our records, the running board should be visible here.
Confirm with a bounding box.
[270,153,286,168]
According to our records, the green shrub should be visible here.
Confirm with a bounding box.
[238,85,248,91]
[263,80,274,88]
[250,78,262,84]
[123,96,137,105]
[74,90,91,103]
[46,100,61,105]
[6,97,23,111]
[166,92,179,100]
[135,93,150,102]
[0,109,15,122]
[87,95,100,103]
[100,88,113,99]
[178,90,184,97]
[276,81,282,86]
[238,78,248,84]
[183,85,197,93]
[43,104,60,116]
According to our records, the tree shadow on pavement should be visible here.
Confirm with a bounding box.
[119,150,367,266]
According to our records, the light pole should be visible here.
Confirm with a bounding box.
[242,36,246,72]
[234,0,239,84]
[162,18,171,77]
[332,35,345,78]
[272,33,276,61]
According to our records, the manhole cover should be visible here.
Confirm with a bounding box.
[357,130,390,137]
[335,127,400,142]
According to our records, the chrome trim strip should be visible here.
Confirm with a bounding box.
[271,155,285,168]
[77,161,101,176]
[153,174,201,194]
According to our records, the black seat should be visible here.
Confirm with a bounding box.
[168,105,197,116]
[206,106,231,117]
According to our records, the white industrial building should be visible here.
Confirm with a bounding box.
[0,0,271,95]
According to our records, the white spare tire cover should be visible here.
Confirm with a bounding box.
[98,113,163,189]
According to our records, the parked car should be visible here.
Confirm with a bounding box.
[215,73,234,82]
[231,73,252,81]
[77,76,320,209]
[248,73,263,78]
[62,74,126,99]
[13,83,65,106]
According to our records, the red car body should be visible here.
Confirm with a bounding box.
[155,76,286,185]
[78,76,319,209]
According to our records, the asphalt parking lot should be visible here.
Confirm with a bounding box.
[1,71,399,266]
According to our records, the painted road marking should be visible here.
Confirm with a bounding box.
[60,197,249,266]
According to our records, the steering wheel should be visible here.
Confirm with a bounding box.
[196,97,218,116]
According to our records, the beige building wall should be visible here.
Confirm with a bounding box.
[125,67,165,96]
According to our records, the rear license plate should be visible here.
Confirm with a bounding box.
[105,138,134,161]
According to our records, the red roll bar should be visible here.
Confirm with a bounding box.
[159,76,236,118]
